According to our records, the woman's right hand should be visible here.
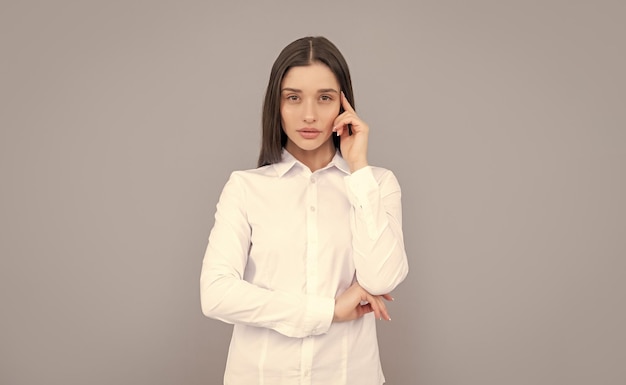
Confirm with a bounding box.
[333,282,393,322]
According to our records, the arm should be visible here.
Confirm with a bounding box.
[333,93,409,295]
[344,167,409,295]
[200,172,335,338]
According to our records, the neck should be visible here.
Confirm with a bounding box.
[285,140,335,172]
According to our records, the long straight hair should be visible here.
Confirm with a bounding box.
[257,36,355,167]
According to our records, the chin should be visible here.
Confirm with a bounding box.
[288,136,328,150]
[301,140,332,152]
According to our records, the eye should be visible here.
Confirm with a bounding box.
[320,95,333,102]
[285,94,300,102]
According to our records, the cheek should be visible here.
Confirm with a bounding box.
[320,105,340,125]
[280,105,294,126]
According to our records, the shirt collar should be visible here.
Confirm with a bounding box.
[273,148,351,177]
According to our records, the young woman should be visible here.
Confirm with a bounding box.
[200,36,409,385]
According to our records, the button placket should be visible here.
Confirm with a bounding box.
[305,173,318,296]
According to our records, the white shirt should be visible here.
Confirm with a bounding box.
[200,149,409,385]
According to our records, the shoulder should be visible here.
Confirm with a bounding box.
[225,164,278,188]
[216,165,276,202]
[230,164,276,178]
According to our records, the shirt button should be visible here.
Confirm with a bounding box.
[310,176,316,184]
[310,206,316,212]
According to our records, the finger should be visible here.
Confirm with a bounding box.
[341,91,356,114]
[374,296,391,321]
[333,113,355,131]
[382,294,394,302]
[334,124,348,138]
[362,294,378,319]
[333,117,360,137]
[366,294,383,320]
[383,305,391,321]
[358,303,373,318]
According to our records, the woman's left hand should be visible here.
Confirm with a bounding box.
[333,92,369,172]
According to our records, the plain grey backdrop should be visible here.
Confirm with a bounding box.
[1,1,625,384]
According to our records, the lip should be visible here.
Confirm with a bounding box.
[297,128,322,139]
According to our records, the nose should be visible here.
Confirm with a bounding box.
[303,99,317,123]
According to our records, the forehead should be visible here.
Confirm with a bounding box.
[281,62,339,90]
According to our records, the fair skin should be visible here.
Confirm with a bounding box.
[280,61,369,173]
[280,61,392,322]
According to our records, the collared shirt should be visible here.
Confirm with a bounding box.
[200,149,409,385]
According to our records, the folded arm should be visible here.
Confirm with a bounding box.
[200,172,335,338]
[344,167,409,295]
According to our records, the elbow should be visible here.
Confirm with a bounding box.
[357,263,409,295]
[200,259,243,321]
[200,293,217,319]
[200,289,217,319]
[200,275,227,319]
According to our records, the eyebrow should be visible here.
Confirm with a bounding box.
[281,87,339,93]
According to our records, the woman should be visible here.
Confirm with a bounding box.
[200,36,409,384]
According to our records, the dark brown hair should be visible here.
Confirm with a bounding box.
[257,36,355,167]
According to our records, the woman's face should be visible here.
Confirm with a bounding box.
[280,62,341,158]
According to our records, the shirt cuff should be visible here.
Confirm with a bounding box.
[346,165,376,189]
[304,295,335,336]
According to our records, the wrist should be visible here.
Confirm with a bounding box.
[348,160,368,173]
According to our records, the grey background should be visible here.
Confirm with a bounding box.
[1,1,624,384]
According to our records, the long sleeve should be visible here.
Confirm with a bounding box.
[200,172,335,338]
[344,166,409,295]
[201,152,405,383]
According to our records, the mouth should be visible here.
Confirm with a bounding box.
[297,128,322,139]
